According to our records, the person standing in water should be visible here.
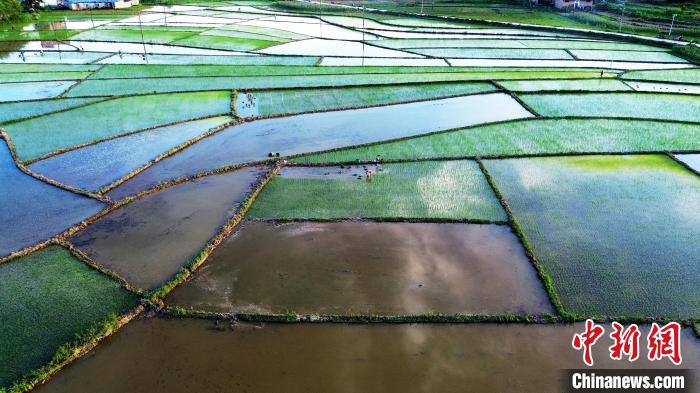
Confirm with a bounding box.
[375,154,382,172]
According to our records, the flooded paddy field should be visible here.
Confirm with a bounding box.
[248,162,507,221]
[485,155,700,318]
[0,97,101,123]
[0,80,77,102]
[520,92,700,122]
[2,1,699,390]
[107,94,530,199]
[621,68,700,84]
[36,318,700,393]
[71,167,266,291]
[0,246,137,387]
[235,82,497,117]
[28,116,232,192]
[167,221,552,315]
[294,118,700,164]
[0,141,105,257]
[676,154,700,173]
[4,91,230,161]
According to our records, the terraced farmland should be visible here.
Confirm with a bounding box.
[1,1,699,391]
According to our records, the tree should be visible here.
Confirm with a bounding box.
[23,0,41,12]
[0,0,22,22]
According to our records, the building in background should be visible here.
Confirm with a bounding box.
[531,0,594,9]
[61,0,138,9]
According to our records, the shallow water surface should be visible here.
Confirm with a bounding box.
[0,141,105,257]
[167,221,553,314]
[627,81,700,94]
[29,116,232,191]
[70,167,266,290]
[258,38,419,57]
[676,154,700,173]
[37,318,700,393]
[0,80,76,102]
[107,93,531,199]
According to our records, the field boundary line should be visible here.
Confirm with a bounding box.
[289,150,700,167]
[666,152,700,178]
[285,116,700,165]
[0,130,111,203]
[0,97,113,127]
[5,305,145,393]
[160,307,556,324]
[147,164,281,301]
[475,157,570,320]
[159,307,700,326]
[248,217,509,225]
[23,110,232,166]
[59,240,143,295]
[235,87,502,121]
[98,116,240,195]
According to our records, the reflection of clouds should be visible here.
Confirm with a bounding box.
[513,160,554,190]
[667,178,700,227]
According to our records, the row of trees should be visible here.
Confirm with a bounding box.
[0,0,23,22]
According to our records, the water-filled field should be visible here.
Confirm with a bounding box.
[248,162,507,221]
[1,1,698,391]
[167,221,552,315]
[70,168,265,290]
[35,318,700,393]
[0,246,137,387]
[485,155,700,318]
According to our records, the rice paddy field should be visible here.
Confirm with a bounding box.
[1,0,699,391]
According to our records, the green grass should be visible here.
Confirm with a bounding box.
[214,24,309,41]
[498,79,631,92]
[520,93,700,122]
[485,155,700,318]
[198,29,289,42]
[293,118,700,164]
[295,0,700,41]
[622,68,700,84]
[0,72,92,83]
[0,246,138,388]
[5,91,231,161]
[413,48,573,60]
[237,82,497,117]
[0,29,79,41]
[170,34,282,51]
[67,71,609,96]
[248,161,507,221]
[0,97,105,124]
[672,45,700,65]
[89,64,613,79]
[71,28,198,44]
[372,38,665,51]
[569,49,687,63]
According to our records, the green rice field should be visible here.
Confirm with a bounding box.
[0,246,138,387]
[485,155,700,318]
[248,161,507,222]
[520,93,700,122]
[4,91,231,161]
[622,68,700,83]
[293,118,700,164]
[237,82,496,117]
